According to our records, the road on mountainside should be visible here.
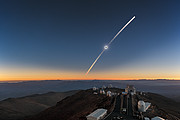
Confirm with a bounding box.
[127,94,133,116]
[104,95,121,120]
[104,94,137,120]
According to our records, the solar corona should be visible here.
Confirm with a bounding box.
[86,16,136,75]
[104,45,108,50]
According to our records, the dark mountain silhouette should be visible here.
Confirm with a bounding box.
[0,90,78,120]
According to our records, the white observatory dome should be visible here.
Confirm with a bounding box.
[93,87,97,91]
[138,100,145,112]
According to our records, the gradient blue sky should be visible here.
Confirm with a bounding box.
[0,0,180,80]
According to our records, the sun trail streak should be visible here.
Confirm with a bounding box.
[86,49,105,75]
[108,16,135,46]
[86,16,135,75]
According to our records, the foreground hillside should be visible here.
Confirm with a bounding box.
[139,92,180,119]
[26,89,115,120]
[26,88,180,120]
[0,90,78,120]
[0,87,179,120]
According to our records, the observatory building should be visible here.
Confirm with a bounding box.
[93,87,97,91]
[144,117,150,120]
[151,116,165,120]
[106,91,112,97]
[138,100,151,112]
[125,85,136,95]
[144,116,165,120]
[100,89,106,94]
[86,108,107,120]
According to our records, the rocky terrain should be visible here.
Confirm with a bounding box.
[27,89,180,120]
[0,90,78,120]
[25,89,115,120]
[0,86,179,120]
[25,88,180,120]
[137,92,180,120]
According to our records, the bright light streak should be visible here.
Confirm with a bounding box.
[86,16,136,75]
[108,16,135,46]
[86,49,105,75]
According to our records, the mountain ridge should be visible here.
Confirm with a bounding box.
[0,90,78,120]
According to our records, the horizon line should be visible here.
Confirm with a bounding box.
[0,78,179,82]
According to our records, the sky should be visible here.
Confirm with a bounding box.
[0,0,180,81]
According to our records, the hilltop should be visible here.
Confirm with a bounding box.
[25,89,118,120]
[0,90,78,120]
[139,92,180,119]
[0,87,179,120]
[25,88,180,120]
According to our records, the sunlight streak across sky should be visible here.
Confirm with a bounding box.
[86,16,135,75]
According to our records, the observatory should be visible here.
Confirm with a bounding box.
[93,87,97,91]
[138,100,151,112]
[125,85,136,95]
[100,89,105,94]
[151,116,165,120]
[106,91,112,97]
[144,117,150,120]
[86,108,107,120]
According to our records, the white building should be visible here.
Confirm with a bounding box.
[86,108,107,120]
[106,91,111,97]
[125,85,136,95]
[93,87,97,91]
[144,117,150,120]
[151,116,165,120]
[100,89,106,94]
[138,100,151,112]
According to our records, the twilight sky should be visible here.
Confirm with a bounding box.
[0,0,180,80]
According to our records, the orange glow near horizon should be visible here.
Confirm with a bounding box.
[1,62,180,81]
[1,70,180,81]
[1,78,180,82]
